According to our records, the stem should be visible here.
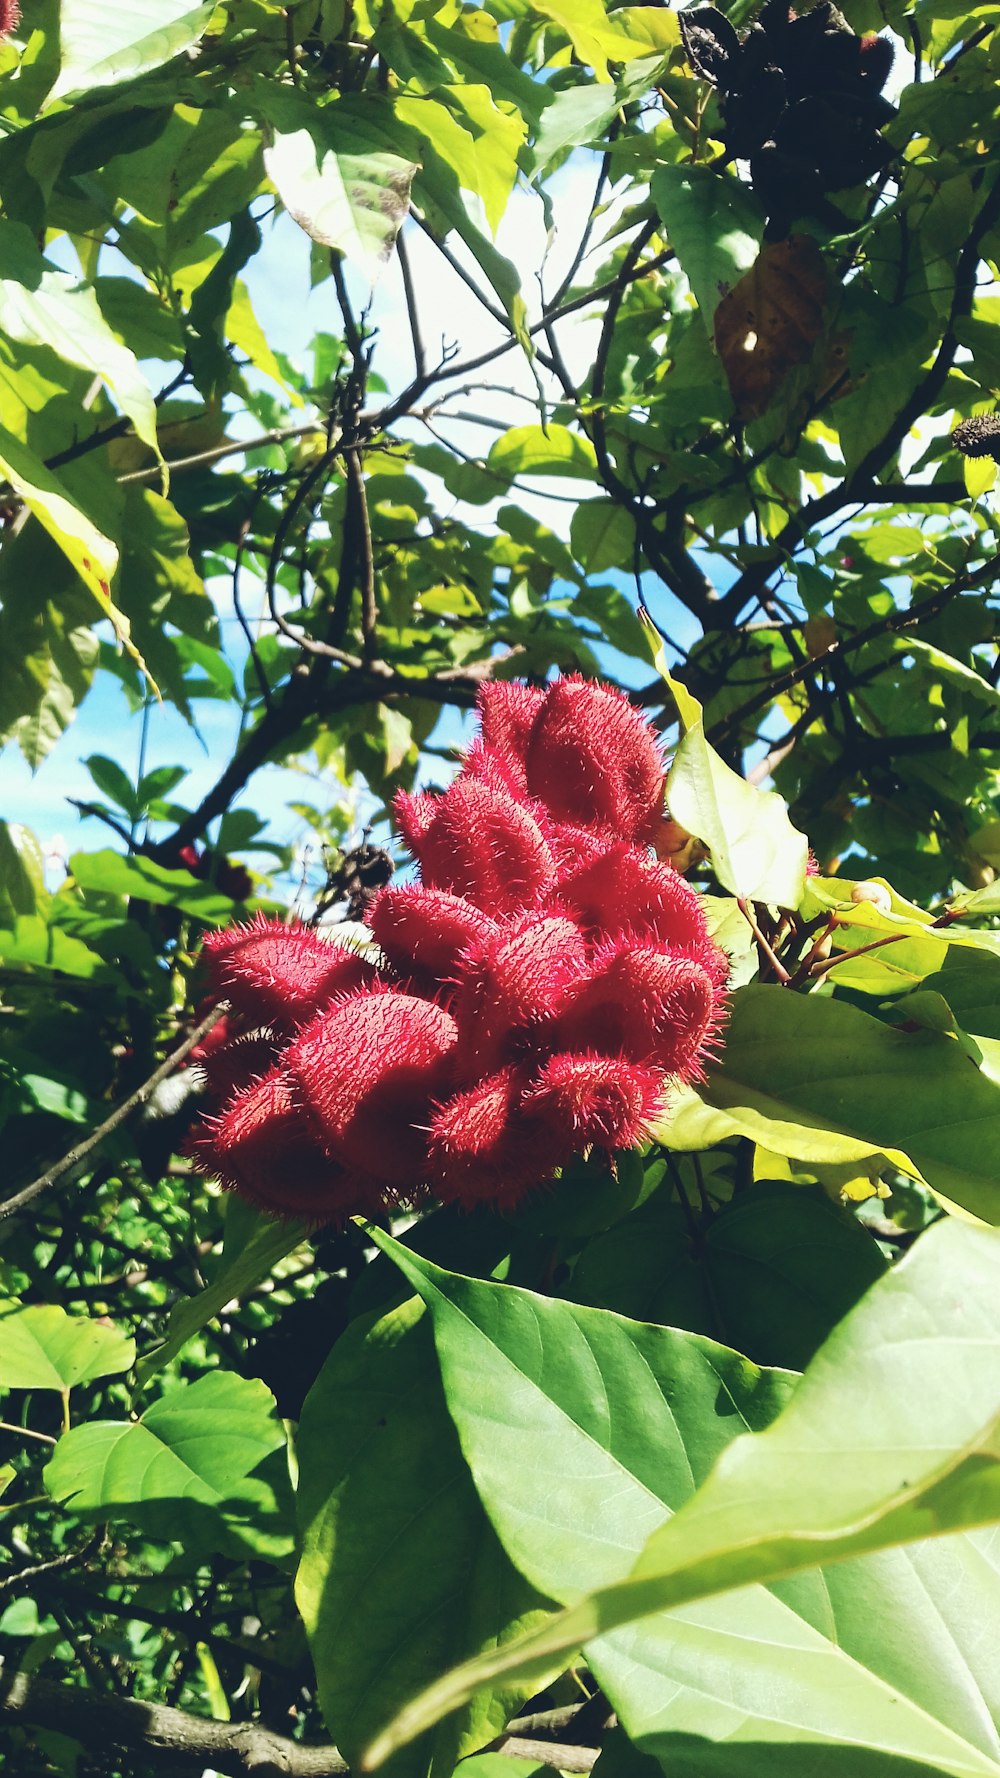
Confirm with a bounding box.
[0,1002,228,1222]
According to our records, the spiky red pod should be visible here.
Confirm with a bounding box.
[525,1052,665,1152]
[415,777,557,914]
[556,946,721,1077]
[192,1067,379,1222]
[452,914,589,1078]
[427,1066,571,1207]
[367,885,499,979]
[286,990,458,1185]
[475,681,545,793]
[0,1,20,36]
[557,843,716,950]
[201,915,379,1029]
[523,676,666,844]
[393,789,438,858]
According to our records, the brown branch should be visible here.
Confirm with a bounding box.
[0,1674,603,1778]
[0,1003,227,1222]
[0,1672,346,1778]
[710,552,1000,745]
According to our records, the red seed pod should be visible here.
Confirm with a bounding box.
[428,1066,571,1208]
[286,989,458,1185]
[0,1,20,35]
[525,1051,665,1152]
[367,885,500,979]
[195,1028,282,1108]
[201,915,379,1030]
[475,681,546,793]
[524,676,666,843]
[394,789,439,859]
[557,843,714,949]
[452,914,589,1078]
[192,1066,379,1223]
[416,777,557,914]
[556,945,721,1077]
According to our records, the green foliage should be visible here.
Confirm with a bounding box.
[4,1,1000,1775]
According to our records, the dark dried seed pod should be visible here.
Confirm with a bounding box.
[952,415,1000,461]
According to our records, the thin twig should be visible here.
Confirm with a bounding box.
[0,1003,227,1222]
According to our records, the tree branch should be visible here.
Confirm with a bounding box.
[0,1003,227,1222]
[0,1674,602,1778]
[0,1671,346,1778]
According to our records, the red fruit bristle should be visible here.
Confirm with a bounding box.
[368,885,499,978]
[201,915,378,1029]
[191,1066,378,1223]
[428,1067,571,1207]
[525,676,665,844]
[525,1052,665,1151]
[558,844,712,948]
[452,914,589,1078]
[286,990,458,1185]
[417,778,556,914]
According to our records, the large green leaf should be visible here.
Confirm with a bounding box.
[651,166,763,325]
[363,1229,794,1604]
[296,1296,555,1778]
[571,1180,887,1370]
[0,222,157,452]
[662,670,809,908]
[44,1372,287,1555]
[363,1222,1000,1778]
[47,0,215,104]
[696,984,1000,1221]
[261,96,417,283]
[0,1303,135,1392]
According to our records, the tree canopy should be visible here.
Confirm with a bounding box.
[5,2,1000,1777]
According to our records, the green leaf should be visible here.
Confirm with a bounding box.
[488,425,598,482]
[570,499,637,573]
[363,1230,793,1607]
[136,1212,306,1387]
[572,1181,887,1370]
[395,88,526,238]
[0,914,106,979]
[0,1304,135,1392]
[0,821,46,924]
[85,753,139,819]
[660,668,809,907]
[47,0,215,105]
[532,0,666,80]
[0,222,158,453]
[262,101,417,283]
[68,849,253,923]
[296,1297,555,1778]
[364,1220,1000,1776]
[651,166,764,325]
[45,1372,285,1524]
[696,983,1000,1221]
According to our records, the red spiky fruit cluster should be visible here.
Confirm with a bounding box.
[190,677,728,1221]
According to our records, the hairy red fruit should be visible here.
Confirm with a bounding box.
[525,1052,665,1151]
[524,677,665,843]
[453,914,589,1077]
[557,946,720,1076]
[476,681,546,792]
[393,789,438,858]
[367,885,499,979]
[193,1067,376,1222]
[201,915,378,1029]
[416,778,556,914]
[428,1067,570,1206]
[0,1,20,34]
[286,990,458,1185]
[558,844,713,949]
